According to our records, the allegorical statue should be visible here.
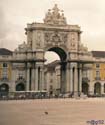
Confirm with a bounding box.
[44,4,67,25]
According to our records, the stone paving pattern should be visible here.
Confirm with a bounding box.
[0,98,105,125]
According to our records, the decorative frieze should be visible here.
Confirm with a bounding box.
[44,31,68,46]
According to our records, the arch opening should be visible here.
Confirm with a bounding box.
[44,47,67,93]
[0,84,9,96]
[45,51,60,64]
[16,83,25,91]
[82,82,89,95]
[0,84,9,92]
[48,47,67,61]
[94,82,101,95]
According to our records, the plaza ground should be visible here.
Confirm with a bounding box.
[0,98,105,125]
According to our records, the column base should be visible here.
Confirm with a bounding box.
[88,91,94,96]
[73,91,79,98]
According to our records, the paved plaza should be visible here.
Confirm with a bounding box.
[0,98,105,125]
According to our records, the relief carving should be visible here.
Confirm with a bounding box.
[44,4,67,25]
[51,32,61,43]
[45,32,52,43]
[44,31,67,46]
[60,33,68,43]
[70,33,76,50]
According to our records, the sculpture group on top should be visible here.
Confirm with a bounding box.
[44,4,67,25]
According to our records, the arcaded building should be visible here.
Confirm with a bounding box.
[0,5,105,96]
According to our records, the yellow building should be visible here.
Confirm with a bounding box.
[91,51,105,95]
[0,48,12,94]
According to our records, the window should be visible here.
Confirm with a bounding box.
[96,63,100,68]
[3,63,7,68]
[96,71,100,77]
[2,71,8,79]
[2,63,8,79]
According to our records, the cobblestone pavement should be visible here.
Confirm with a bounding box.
[0,98,105,125]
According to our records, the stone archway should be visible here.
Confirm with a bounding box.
[47,47,67,61]
[94,82,101,95]
[47,47,67,93]
[16,83,25,91]
[82,82,89,95]
[14,4,93,96]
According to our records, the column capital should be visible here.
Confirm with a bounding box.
[27,62,32,68]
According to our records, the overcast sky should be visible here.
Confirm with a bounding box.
[0,0,105,53]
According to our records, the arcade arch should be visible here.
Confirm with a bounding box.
[94,82,101,95]
[82,82,89,95]
[45,47,67,93]
[16,83,25,91]
[0,83,9,94]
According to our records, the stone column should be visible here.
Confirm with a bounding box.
[31,68,35,90]
[39,66,45,91]
[40,69,42,91]
[26,67,30,91]
[66,63,70,92]
[35,67,38,91]
[11,68,16,92]
[101,84,104,95]
[89,83,94,95]
[60,64,66,93]
[70,65,73,94]
[79,66,82,95]
[88,66,94,95]
[74,66,78,96]
[41,67,45,90]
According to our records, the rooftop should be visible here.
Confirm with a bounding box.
[0,48,13,55]
[92,51,105,58]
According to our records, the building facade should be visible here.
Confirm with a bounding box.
[0,4,105,96]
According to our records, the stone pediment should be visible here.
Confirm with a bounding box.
[43,4,67,25]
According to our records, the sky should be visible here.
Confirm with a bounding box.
[0,0,105,62]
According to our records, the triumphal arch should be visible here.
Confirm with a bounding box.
[14,4,93,96]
